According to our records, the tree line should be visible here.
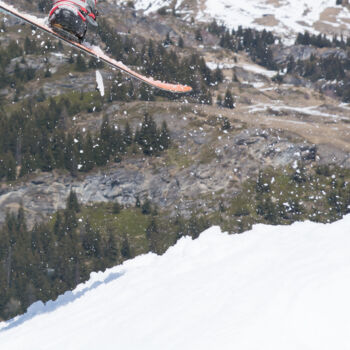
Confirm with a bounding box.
[208,21,277,70]
[0,190,210,321]
[0,191,131,320]
[295,31,350,49]
[0,38,63,90]
[0,100,171,181]
[285,53,350,101]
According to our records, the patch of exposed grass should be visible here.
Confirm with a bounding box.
[165,146,192,169]
[80,204,151,255]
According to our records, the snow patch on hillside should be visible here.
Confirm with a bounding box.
[247,103,344,119]
[206,61,277,78]
[199,0,334,31]
[132,0,350,39]
[133,0,184,15]
[200,0,350,39]
[1,217,350,349]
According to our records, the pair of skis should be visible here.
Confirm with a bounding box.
[0,1,192,93]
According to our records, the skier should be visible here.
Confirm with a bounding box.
[48,0,98,42]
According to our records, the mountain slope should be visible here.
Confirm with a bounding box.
[132,0,350,39]
[1,217,350,349]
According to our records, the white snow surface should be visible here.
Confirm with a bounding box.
[1,217,350,349]
[202,0,350,40]
[247,103,344,119]
[95,70,105,97]
[198,0,338,32]
[206,61,277,77]
[133,0,184,15]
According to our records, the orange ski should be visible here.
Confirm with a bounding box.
[0,1,192,93]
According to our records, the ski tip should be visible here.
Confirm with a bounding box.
[163,84,193,93]
[179,85,193,93]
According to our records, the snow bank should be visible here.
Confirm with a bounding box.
[1,217,350,349]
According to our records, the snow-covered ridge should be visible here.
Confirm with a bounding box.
[1,217,350,349]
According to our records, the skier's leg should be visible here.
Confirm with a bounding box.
[49,6,87,41]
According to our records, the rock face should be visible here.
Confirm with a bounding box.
[0,128,319,227]
[273,44,348,65]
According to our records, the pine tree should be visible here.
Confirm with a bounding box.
[195,28,203,42]
[135,196,141,208]
[105,230,118,263]
[36,88,46,103]
[81,132,94,172]
[68,53,74,64]
[146,217,159,253]
[138,114,158,155]
[120,234,131,259]
[82,221,102,258]
[19,152,35,177]
[94,115,111,166]
[123,122,133,147]
[287,55,296,73]
[142,199,152,215]
[221,117,231,131]
[163,32,173,46]
[159,121,171,151]
[223,89,235,109]
[67,190,80,213]
[216,94,223,107]
[63,207,78,235]
[0,158,6,180]
[41,148,54,172]
[75,55,87,72]
[44,67,51,78]
[213,67,224,84]
[51,130,65,169]
[53,212,64,239]
[127,81,135,100]
[112,201,122,214]
[64,134,78,176]
[6,152,16,181]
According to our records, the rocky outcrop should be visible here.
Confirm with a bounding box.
[0,128,319,227]
[273,44,348,65]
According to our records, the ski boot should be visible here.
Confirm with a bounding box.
[49,0,98,43]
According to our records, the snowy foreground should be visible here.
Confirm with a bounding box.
[1,217,350,349]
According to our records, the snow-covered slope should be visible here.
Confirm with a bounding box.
[198,0,350,36]
[132,0,350,39]
[1,217,350,349]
